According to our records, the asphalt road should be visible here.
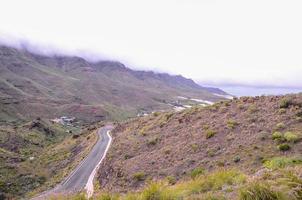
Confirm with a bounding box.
[57,126,113,192]
[33,126,113,199]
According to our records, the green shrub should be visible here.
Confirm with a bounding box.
[284,132,299,143]
[278,108,286,114]
[272,132,283,140]
[201,194,227,200]
[203,124,210,130]
[227,119,239,129]
[139,129,147,136]
[264,157,302,169]
[248,105,258,114]
[206,130,216,139]
[147,137,159,145]
[189,169,246,194]
[164,148,171,155]
[280,97,293,109]
[142,183,161,200]
[296,117,302,122]
[190,167,205,179]
[152,112,160,117]
[259,131,268,141]
[275,123,285,130]
[191,144,198,152]
[238,104,245,110]
[97,193,119,200]
[239,182,280,200]
[234,156,241,163]
[133,172,146,181]
[141,182,176,200]
[277,143,290,151]
[166,176,176,185]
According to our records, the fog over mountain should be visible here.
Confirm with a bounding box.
[1,0,302,91]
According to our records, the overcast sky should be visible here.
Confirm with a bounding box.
[0,0,302,88]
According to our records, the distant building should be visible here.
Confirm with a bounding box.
[51,116,75,125]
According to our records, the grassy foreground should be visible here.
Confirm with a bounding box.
[49,161,302,200]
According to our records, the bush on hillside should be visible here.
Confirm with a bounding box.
[248,105,258,114]
[284,132,300,143]
[275,123,285,131]
[190,167,205,179]
[239,182,280,200]
[133,172,146,181]
[264,157,302,169]
[277,143,290,151]
[227,119,239,129]
[280,97,293,109]
[206,130,216,139]
[272,132,284,141]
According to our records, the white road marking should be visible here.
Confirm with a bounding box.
[85,130,112,198]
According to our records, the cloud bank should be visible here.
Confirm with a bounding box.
[1,0,302,89]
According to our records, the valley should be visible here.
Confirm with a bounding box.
[0,46,301,200]
[0,45,229,199]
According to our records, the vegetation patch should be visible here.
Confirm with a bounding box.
[227,119,239,129]
[133,172,146,181]
[206,129,216,139]
[264,157,302,169]
[284,132,300,143]
[280,97,293,109]
[239,182,280,200]
[277,143,290,151]
[190,167,205,179]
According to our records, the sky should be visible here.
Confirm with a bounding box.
[0,0,302,90]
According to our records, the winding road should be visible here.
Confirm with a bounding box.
[34,125,113,199]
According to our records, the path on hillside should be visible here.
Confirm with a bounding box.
[33,125,113,199]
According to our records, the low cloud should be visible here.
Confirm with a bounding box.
[1,0,302,89]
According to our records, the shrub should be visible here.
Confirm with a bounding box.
[207,149,215,157]
[190,167,205,179]
[206,130,216,139]
[203,124,210,130]
[278,108,286,114]
[191,144,198,152]
[139,129,147,136]
[259,131,268,141]
[227,119,239,129]
[272,132,283,140]
[147,137,159,145]
[264,157,302,169]
[277,143,290,151]
[201,194,227,200]
[248,105,258,114]
[284,132,299,143]
[275,123,285,130]
[164,148,171,155]
[296,117,302,122]
[234,156,241,163]
[124,154,132,160]
[97,193,119,200]
[141,182,162,200]
[239,182,280,200]
[280,97,293,109]
[133,172,146,181]
[152,112,160,117]
[189,169,246,194]
[238,103,245,110]
[141,182,175,200]
[166,176,176,185]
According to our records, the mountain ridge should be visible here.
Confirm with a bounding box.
[0,45,227,123]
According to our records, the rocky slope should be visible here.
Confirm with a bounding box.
[98,94,302,193]
[0,45,226,123]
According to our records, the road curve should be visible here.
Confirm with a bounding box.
[33,125,113,199]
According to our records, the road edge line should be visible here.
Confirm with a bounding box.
[85,130,112,198]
